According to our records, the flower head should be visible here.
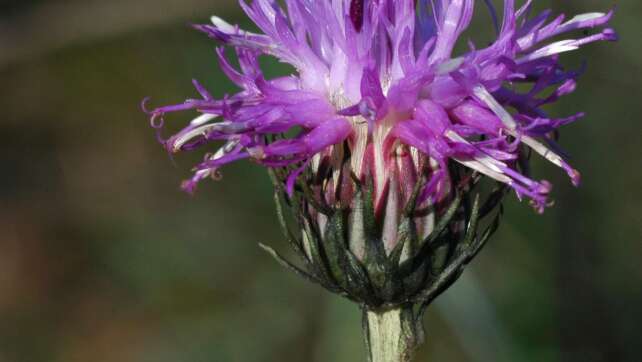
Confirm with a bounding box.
[146,0,614,214]
[145,0,615,310]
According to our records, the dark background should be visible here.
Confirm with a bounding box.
[1,0,640,361]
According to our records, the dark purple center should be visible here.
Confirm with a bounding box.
[350,0,365,32]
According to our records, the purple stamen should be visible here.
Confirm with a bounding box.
[350,0,365,32]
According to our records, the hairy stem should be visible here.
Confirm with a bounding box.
[365,306,420,362]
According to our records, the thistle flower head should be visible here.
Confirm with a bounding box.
[145,1,615,307]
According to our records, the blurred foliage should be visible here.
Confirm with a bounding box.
[0,1,640,361]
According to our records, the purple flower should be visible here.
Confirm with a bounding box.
[145,0,615,214]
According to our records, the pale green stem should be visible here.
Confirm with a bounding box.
[365,307,420,362]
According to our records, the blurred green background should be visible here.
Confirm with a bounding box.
[0,0,640,361]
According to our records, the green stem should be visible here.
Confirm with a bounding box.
[365,306,420,362]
